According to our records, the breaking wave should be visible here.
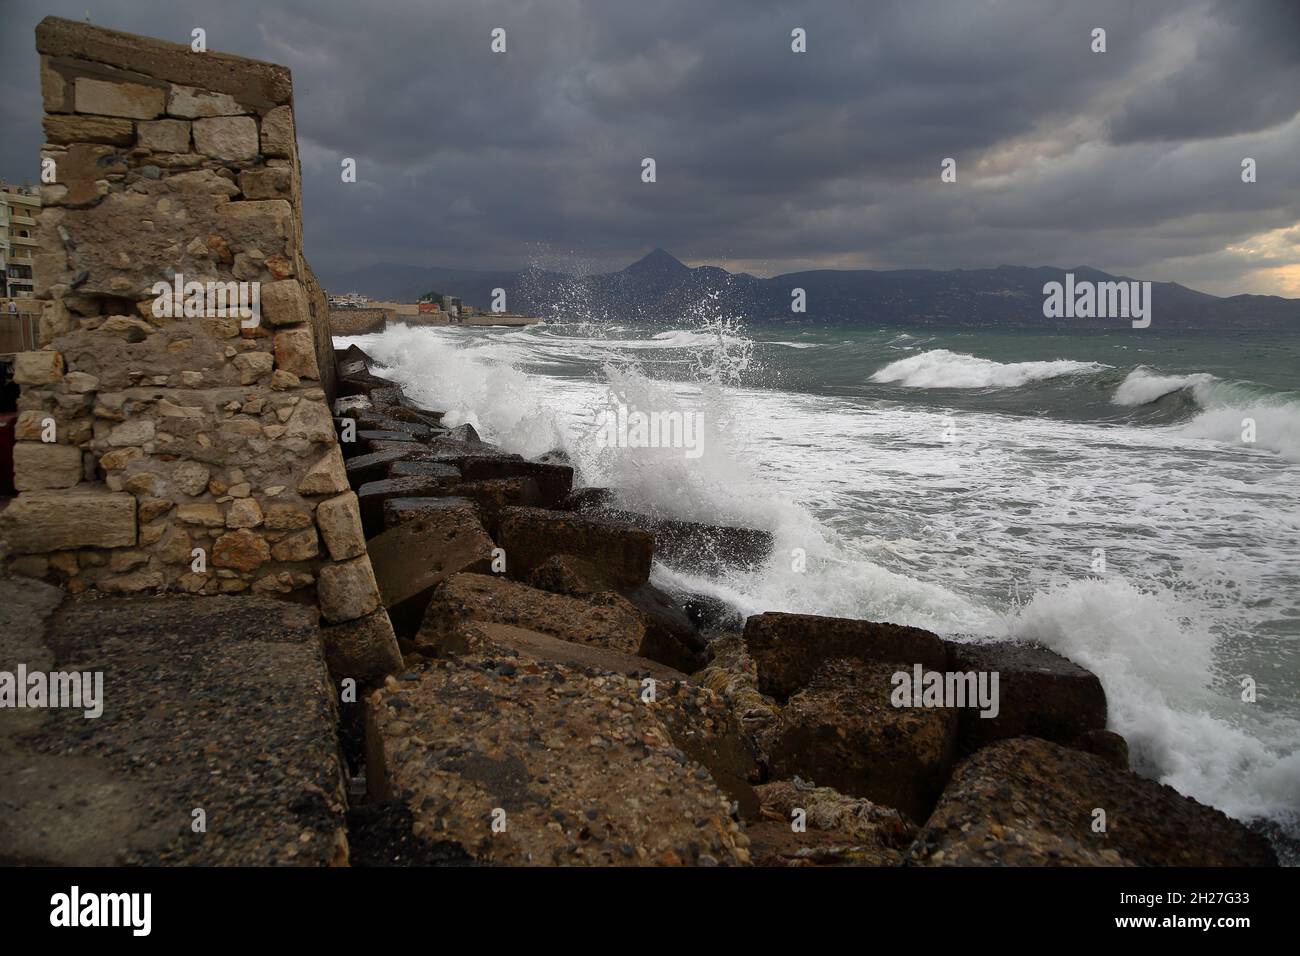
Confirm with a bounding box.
[1115,367,1300,462]
[870,349,1106,388]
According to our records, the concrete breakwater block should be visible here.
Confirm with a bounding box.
[609,510,773,573]
[743,611,949,702]
[459,458,574,509]
[344,448,412,485]
[765,658,958,824]
[417,572,646,660]
[496,506,654,587]
[356,474,463,537]
[364,658,749,865]
[366,501,495,635]
[943,639,1107,757]
[560,490,773,572]
[909,737,1277,866]
[0,594,348,865]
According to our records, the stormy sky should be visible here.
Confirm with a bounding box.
[2,0,1299,296]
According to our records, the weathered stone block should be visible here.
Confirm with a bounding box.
[232,351,273,384]
[224,496,262,528]
[284,400,334,444]
[0,487,135,553]
[297,445,349,495]
[260,105,295,157]
[74,76,166,119]
[259,279,309,327]
[136,118,190,152]
[167,84,248,118]
[274,327,318,379]
[317,555,382,624]
[238,167,291,200]
[320,609,402,687]
[270,527,320,562]
[13,351,64,385]
[37,17,294,108]
[192,115,258,161]
[42,113,134,145]
[212,528,271,572]
[216,198,292,249]
[176,502,224,527]
[315,492,367,561]
[13,442,83,491]
[40,55,68,112]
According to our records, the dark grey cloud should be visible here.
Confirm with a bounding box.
[2,0,1298,295]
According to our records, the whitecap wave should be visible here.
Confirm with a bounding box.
[1112,367,1218,406]
[871,348,1106,388]
[1115,368,1300,461]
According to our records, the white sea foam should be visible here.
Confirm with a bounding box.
[871,348,1105,388]
[1005,577,1300,825]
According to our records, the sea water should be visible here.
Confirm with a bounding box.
[337,318,1300,856]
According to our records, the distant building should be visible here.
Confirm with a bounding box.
[327,291,371,308]
[0,182,40,301]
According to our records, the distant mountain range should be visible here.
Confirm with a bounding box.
[321,249,1300,330]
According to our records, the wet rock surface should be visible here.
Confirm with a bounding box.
[744,611,949,702]
[767,658,957,824]
[944,639,1107,755]
[909,737,1277,866]
[497,506,654,587]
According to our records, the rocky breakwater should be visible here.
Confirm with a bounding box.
[335,342,1277,867]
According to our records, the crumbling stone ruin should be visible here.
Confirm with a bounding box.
[2,17,399,676]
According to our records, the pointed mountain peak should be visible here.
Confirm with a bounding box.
[626,248,688,274]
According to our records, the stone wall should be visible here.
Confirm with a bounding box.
[0,18,395,671]
[329,308,390,336]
